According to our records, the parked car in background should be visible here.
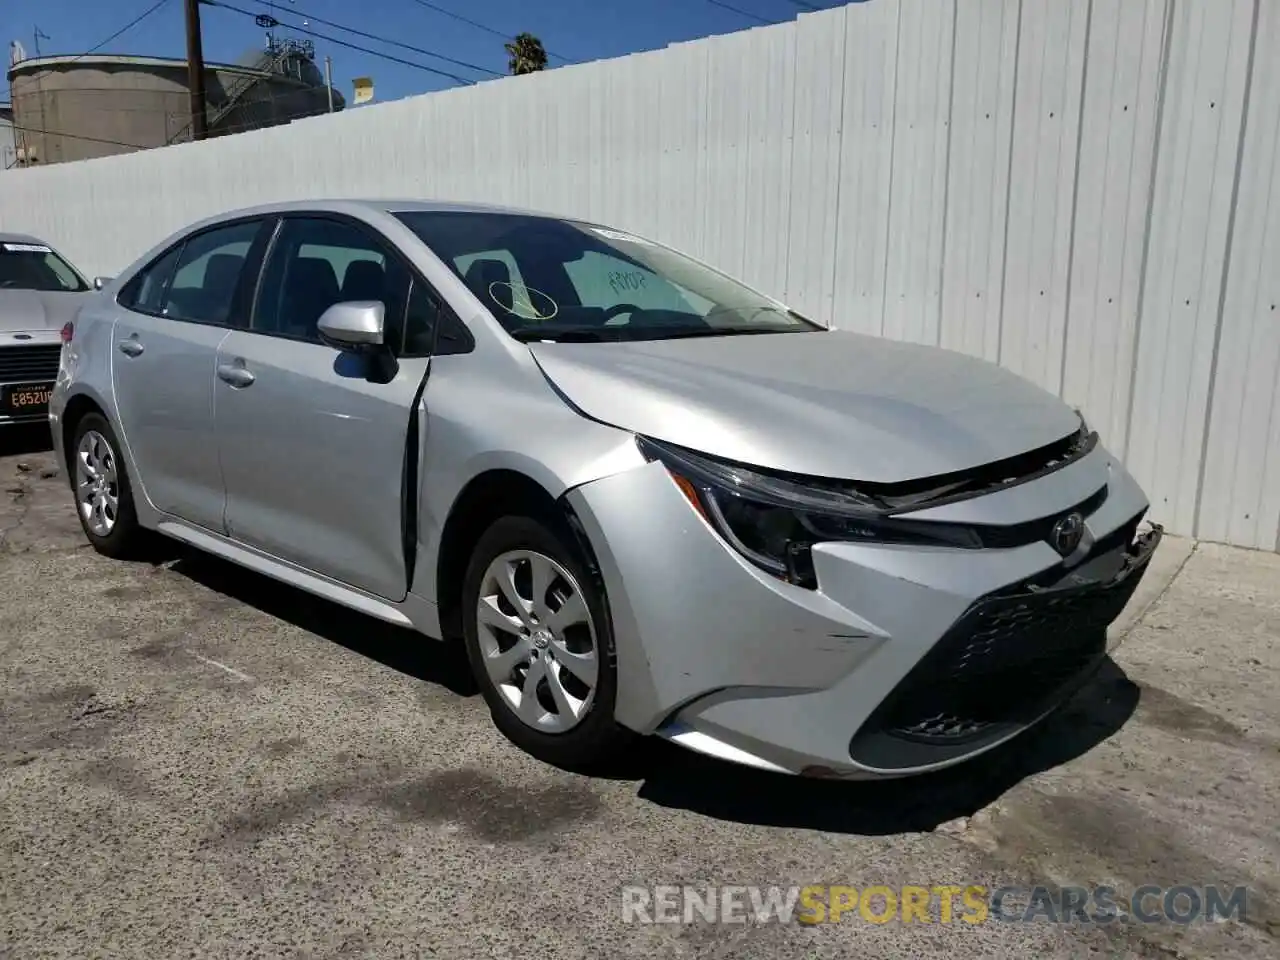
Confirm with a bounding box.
[0,233,94,428]
[50,199,1161,778]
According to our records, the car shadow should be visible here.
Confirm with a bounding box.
[164,547,478,697]
[155,542,1139,835]
[626,658,1140,835]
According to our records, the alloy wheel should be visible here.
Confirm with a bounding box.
[75,429,119,537]
[475,549,599,733]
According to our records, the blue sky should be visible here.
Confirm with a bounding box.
[8,0,848,104]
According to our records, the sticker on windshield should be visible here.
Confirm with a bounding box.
[591,228,652,246]
[2,243,52,253]
[488,281,559,321]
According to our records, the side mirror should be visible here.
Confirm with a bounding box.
[317,300,385,350]
[93,276,113,290]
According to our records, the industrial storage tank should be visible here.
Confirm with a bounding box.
[7,38,343,166]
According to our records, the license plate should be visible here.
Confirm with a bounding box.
[1,382,53,414]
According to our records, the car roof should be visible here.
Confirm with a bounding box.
[0,231,51,245]
[200,198,570,222]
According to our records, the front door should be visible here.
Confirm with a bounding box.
[215,215,438,601]
[111,219,266,531]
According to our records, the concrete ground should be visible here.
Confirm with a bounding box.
[1,424,1276,959]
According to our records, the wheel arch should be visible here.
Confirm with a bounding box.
[57,384,159,526]
[434,468,605,643]
[58,389,111,475]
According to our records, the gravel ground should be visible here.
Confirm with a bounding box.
[1,425,1276,959]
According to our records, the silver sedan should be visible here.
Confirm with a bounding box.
[50,200,1161,777]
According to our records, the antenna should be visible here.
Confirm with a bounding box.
[33,25,49,57]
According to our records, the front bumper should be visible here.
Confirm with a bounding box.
[566,440,1158,778]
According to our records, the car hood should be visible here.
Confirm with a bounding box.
[0,289,92,333]
[528,330,1082,483]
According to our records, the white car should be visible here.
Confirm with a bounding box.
[1,233,94,428]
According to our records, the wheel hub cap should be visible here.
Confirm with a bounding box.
[475,549,599,734]
[74,429,119,538]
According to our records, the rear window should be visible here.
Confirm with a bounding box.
[0,241,90,293]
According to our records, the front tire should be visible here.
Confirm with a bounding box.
[461,514,633,770]
[70,413,147,559]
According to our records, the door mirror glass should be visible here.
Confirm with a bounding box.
[317,300,385,349]
[93,276,113,290]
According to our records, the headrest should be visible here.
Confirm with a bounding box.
[342,259,385,301]
[203,253,243,291]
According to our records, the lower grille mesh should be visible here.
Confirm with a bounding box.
[870,547,1148,745]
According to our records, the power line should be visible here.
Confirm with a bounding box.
[782,0,821,10]
[4,98,342,164]
[203,1,478,85]
[405,0,573,64]
[700,1,781,27]
[72,0,174,62]
[255,1,501,78]
[10,83,330,119]
[6,120,149,151]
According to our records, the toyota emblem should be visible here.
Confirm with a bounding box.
[1051,512,1085,556]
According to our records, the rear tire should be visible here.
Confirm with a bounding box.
[69,412,147,559]
[461,514,634,770]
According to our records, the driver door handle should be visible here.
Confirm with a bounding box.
[118,338,144,357]
[216,363,256,388]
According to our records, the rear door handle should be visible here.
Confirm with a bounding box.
[216,363,255,388]
[118,338,144,357]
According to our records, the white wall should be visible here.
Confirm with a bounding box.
[2,0,1277,551]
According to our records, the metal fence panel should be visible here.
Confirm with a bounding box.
[3,0,1277,551]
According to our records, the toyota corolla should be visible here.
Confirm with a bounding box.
[49,200,1161,777]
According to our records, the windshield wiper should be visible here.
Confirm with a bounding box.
[654,327,806,339]
[510,326,625,343]
[511,325,810,343]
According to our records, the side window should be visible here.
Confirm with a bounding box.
[254,217,409,345]
[120,245,182,314]
[162,221,262,325]
[564,250,711,318]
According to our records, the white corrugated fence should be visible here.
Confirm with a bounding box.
[2,0,1277,550]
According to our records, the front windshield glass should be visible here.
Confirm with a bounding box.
[0,241,90,293]
[394,211,819,342]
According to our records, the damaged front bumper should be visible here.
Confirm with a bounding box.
[566,444,1160,779]
[845,519,1162,774]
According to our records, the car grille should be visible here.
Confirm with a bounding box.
[860,523,1156,749]
[0,344,61,383]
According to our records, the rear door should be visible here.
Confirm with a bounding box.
[215,214,441,600]
[111,218,271,530]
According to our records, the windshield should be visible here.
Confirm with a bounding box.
[394,211,820,342]
[0,241,90,293]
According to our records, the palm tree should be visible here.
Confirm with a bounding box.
[504,33,548,75]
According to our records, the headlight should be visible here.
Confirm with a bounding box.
[637,437,981,588]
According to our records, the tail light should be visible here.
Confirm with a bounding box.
[60,321,74,344]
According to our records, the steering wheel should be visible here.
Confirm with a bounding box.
[603,303,640,322]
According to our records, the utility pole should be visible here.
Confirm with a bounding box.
[324,56,334,112]
[183,0,209,140]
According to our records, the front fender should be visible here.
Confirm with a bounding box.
[411,354,646,604]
